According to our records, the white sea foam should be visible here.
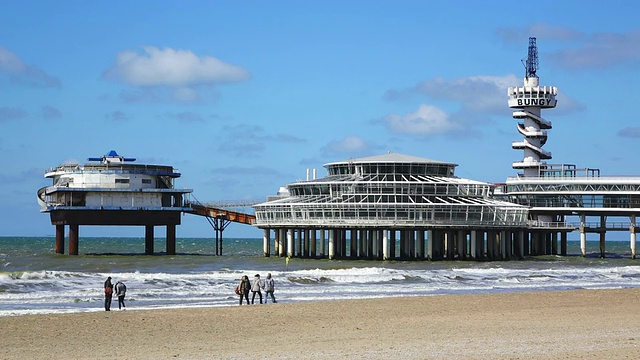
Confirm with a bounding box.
[3,263,640,317]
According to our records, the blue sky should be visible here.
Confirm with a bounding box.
[1,1,639,238]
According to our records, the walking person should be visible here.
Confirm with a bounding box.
[251,274,263,304]
[114,280,127,310]
[237,275,251,305]
[104,276,113,311]
[264,273,277,304]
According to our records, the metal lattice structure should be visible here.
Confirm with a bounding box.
[254,153,529,229]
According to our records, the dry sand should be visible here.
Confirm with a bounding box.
[2,289,640,360]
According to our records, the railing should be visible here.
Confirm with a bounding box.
[45,164,180,176]
[569,222,634,230]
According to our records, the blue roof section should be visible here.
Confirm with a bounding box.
[87,150,136,162]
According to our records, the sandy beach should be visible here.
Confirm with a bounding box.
[2,288,640,360]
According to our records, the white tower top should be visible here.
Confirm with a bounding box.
[507,37,558,177]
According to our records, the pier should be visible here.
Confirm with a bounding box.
[38,38,640,260]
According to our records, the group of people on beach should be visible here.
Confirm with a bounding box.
[236,273,277,305]
[102,273,277,310]
[103,276,127,311]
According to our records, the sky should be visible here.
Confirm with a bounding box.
[1,1,639,239]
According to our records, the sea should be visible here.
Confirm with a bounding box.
[2,236,640,317]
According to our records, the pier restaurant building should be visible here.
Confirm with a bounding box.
[253,153,531,260]
[37,150,192,255]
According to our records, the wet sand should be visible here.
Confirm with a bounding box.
[2,289,640,359]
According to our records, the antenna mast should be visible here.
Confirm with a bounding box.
[525,37,538,78]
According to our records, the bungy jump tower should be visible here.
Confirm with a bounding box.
[253,153,531,261]
[508,37,557,179]
[37,150,192,255]
[502,37,640,258]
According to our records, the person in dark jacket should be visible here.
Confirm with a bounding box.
[114,280,127,310]
[104,276,113,311]
[238,275,251,305]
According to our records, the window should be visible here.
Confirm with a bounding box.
[142,179,152,184]
[115,178,130,184]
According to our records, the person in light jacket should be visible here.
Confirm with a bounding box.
[250,274,263,304]
[264,273,277,304]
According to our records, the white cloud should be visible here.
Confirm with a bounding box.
[0,47,24,72]
[104,47,250,87]
[549,30,640,69]
[497,23,583,44]
[41,105,62,120]
[419,74,519,114]
[383,104,459,135]
[0,107,28,122]
[0,47,60,88]
[386,74,519,116]
[321,136,378,157]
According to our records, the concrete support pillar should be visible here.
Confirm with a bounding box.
[274,229,280,257]
[407,231,414,259]
[488,231,495,259]
[166,224,176,255]
[531,232,539,256]
[473,231,484,260]
[600,215,607,258]
[310,229,317,258]
[457,230,466,260]
[69,224,79,255]
[55,225,65,254]
[382,229,389,260]
[426,230,433,260]
[579,215,586,257]
[580,232,587,257]
[560,232,567,257]
[364,229,371,259]
[502,231,510,260]
[349,229,357,258]
[357,229,365,258]
[320,229,326,258]
[501,231,510,260]
[145,225,154,255]
[278,229,286,257]
[389,230,396,259]
[340,229,345,257]
[308,229,314,257]
[328,229,335,260]
[397,231,405,260]
[446,231,455,260]
[631,215,636,260]
[551,232,558,255]
[470,230,477,259]
[417,230,425,260]
[433,230,445,260]
[287,229,294,258]
[371,230,379,259]
[263,228,270,257]
[516,231,524,259]
[296,229,302,257]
